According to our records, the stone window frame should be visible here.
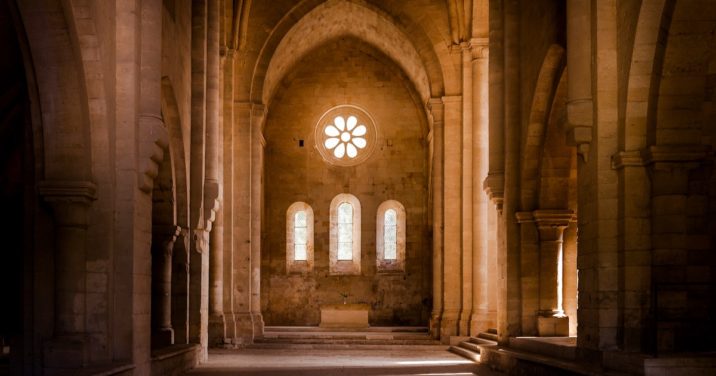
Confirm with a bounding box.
[286,202,314,273]
[329,193,361,275]
[376,200,406,273]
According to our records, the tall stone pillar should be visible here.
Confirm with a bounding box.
[208,207,225,345]
[39,181,96,368]
[152,226,181,348]
[233,102,254,345]
[206,0,225,347]
[428,98,444,339]
[533,210,573,336]
[470,38,491,335]
[566,0,593,158]
[441,95,462,342]
[250,104,266,338]
[515,211,539,336]
[459,43,474,337]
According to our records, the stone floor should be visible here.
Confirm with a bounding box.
[185,348,504,376]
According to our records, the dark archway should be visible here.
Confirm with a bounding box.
[0,0,36,372]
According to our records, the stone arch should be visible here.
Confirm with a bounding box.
[520,44,566,211]
[17,0,93,181]
[538,71,573,211]
[252,0,444,107]
[161,77,190,230]
[623,0,675,151]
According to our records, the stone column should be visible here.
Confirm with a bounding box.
[152,225,181,348]
[533,210,573,336]
[233,102,254,345]
[515,211,539,336]
[459,43,474,337]
[428,98,444,339]
[208,207,225,346]
[470,38,490,335]
[441,95,462,342]
[250,104,266,337]
[206,0,225,347]
[39,181,96,368]
[566,0,593,158]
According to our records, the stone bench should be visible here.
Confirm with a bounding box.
[319,303,370,328]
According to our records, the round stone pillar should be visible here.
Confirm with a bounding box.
[152,225,181,348]
[533,210,573,336]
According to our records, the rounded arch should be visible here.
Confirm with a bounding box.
[286,201,315,273]
[329,193,362,275]
[17,0,93,181]
[376,200,407,273]
[520,44,566,211]
[252,0,443,106]
[623,0,675,151]
[161,77,190,230]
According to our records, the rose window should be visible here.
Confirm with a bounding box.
[324,115,367,159]
[315,105,377,166]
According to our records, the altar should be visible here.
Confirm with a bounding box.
[319,303,370,328]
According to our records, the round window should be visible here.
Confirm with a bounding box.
[315,105,377,166]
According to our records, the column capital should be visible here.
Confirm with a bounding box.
[515,211,534,223]
[533,209,574,228]
[38,180,97,203]
[533,210,574,240]
[469,37,489,60]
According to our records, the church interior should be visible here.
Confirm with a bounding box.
[0,0,715,375]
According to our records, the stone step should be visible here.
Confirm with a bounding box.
[255,338,441,346]
[248,343,450,351]
[508,336,577,361]
[478,332,498,341]
[487,328,497,334]
[261,333,434,341]
[449,345,481,363]
[469,336,497,346]
[263,326,428,333]
[480,344,630,376]
[458,341,482,353]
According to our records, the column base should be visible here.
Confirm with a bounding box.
[43,334,89,368]
[152,327,175,349]
[233,312,254,346]
[470,311,495,335]
[251,312,264,338]
[208,314,226,347]
[458,311,472,336]
[537,315,569,337]
[439,311,459,344]
[429,312,442,339]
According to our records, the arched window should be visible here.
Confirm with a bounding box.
[376,200,406,272]
[330,194,361,275]
[286,202,314,273]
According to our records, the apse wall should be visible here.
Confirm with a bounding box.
[261,38,431,326]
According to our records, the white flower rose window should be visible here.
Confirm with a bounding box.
[315,105,377,166]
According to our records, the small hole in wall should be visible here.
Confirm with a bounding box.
[299,140,304,147]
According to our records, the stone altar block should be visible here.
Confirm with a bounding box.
[319,304,370,328]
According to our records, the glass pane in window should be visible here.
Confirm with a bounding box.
[338,223,353,242]
[338,202,353,223]
[384,223,397,260]
[295,211,307,227]
[295,244,307,261]
[385,209,397,226]
[338,242,352,260]
[294,226,307,245]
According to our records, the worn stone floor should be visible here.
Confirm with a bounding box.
[185,348,504,376]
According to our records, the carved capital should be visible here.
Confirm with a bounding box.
[193,229,210,254]
[138,114,169,193]
[533,209,574,240]
[38,181,97,227]
[469,37,489,60]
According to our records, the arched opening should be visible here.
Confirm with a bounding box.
[0,0,37,371]
[261,36,431,327]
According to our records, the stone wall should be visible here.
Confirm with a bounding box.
[261,38,431,326]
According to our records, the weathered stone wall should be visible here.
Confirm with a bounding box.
[261,38,431,326]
